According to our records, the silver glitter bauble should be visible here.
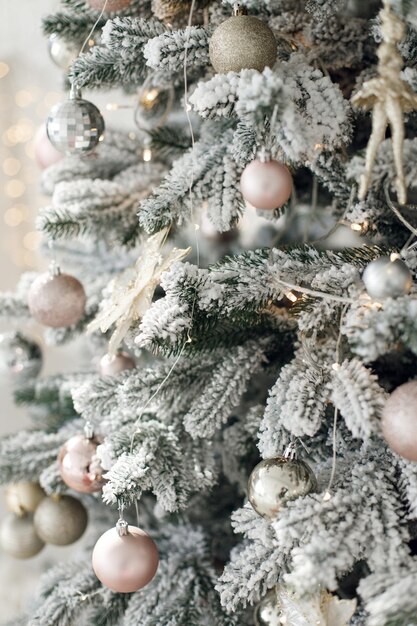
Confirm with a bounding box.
[46,89,105,155]
[34,495,88,546]
[5,482,46,515]
[209,14,277,74]
[363,256,412,299]
[87,0,133,11]
[47,34,79,70]
[28,270,86,328]
[248,456,317,519]
[0,331,42,383]
[0,513,45,559]
[254,590,283,626]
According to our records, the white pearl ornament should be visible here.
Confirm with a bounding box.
[240,158,293,212]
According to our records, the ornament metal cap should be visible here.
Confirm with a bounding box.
[257,147,271,163]
[283,442,297,460]
[233,2,247,15]
[84,421,94,439]
[116,518,129,536]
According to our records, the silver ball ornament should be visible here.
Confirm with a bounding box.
[0,513,45,559]
[254,590,283,626]
[0,332,42,383]
[46,89,105,155]
[5,482,46,515]
[363,256,412,299]
[47,34,79,70]
[382,380,417,461]
[209,14,277,74]
[248,456,317,519]
[28,270,86,328]
[34,495,88,546]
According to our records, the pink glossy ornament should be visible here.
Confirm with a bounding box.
[58,435,105,494]
[28,271,86,328]
[99,352,135,377]
[34,125,63,170]
[240,158,293,211]
[382,380,417,461]
[92,525,159,593]
[87,0,133,11]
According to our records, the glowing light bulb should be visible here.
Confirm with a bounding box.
[143,147,152,162]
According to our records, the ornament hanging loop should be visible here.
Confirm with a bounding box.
[233,2,247,16]
[84,420,94,440]
[116,501,128,536]
[258,147,271,163]
[284,442,297,460]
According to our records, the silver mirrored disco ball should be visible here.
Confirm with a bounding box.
[46,89,105,155]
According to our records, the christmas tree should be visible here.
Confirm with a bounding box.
[3,0,417,624]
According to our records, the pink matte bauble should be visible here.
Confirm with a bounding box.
[87,0,133,11]
[382,380,417,461]
[28,272,86,328]
[92,526,159,593]
[99,352,135,376]
[34,125,63,170]
[240,159,293,211]
[58,435,105,494]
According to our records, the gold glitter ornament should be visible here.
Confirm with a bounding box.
[151,0,209,26]
[351,1,417,204]
[87,0,133,12]
[34,495,88,546]
[209,5,277,74]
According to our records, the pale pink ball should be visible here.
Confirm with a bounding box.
[34,125,63,170]
[382,380,417,461]
[99,352,135,377]
[240,159,293,211]
[92,526,159,593]
[58,435,105,494]
[28,272,86,328]
[87,0,133,11]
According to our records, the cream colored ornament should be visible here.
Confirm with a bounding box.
[277,587,356,626]
[351,1,417,205]
[5,482,45,515]
[87,227,190,355]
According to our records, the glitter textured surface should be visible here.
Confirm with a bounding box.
[34,496,88,546]
[87,0,133,12]
[0,514,45,559]
[46,97,105,155]
[209,15,277,74]
[28,272,86,328]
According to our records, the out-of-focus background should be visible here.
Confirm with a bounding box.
[0,2,127,621]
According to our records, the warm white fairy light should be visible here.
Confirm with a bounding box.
[143,147,152,162]
[285,290,298,303]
